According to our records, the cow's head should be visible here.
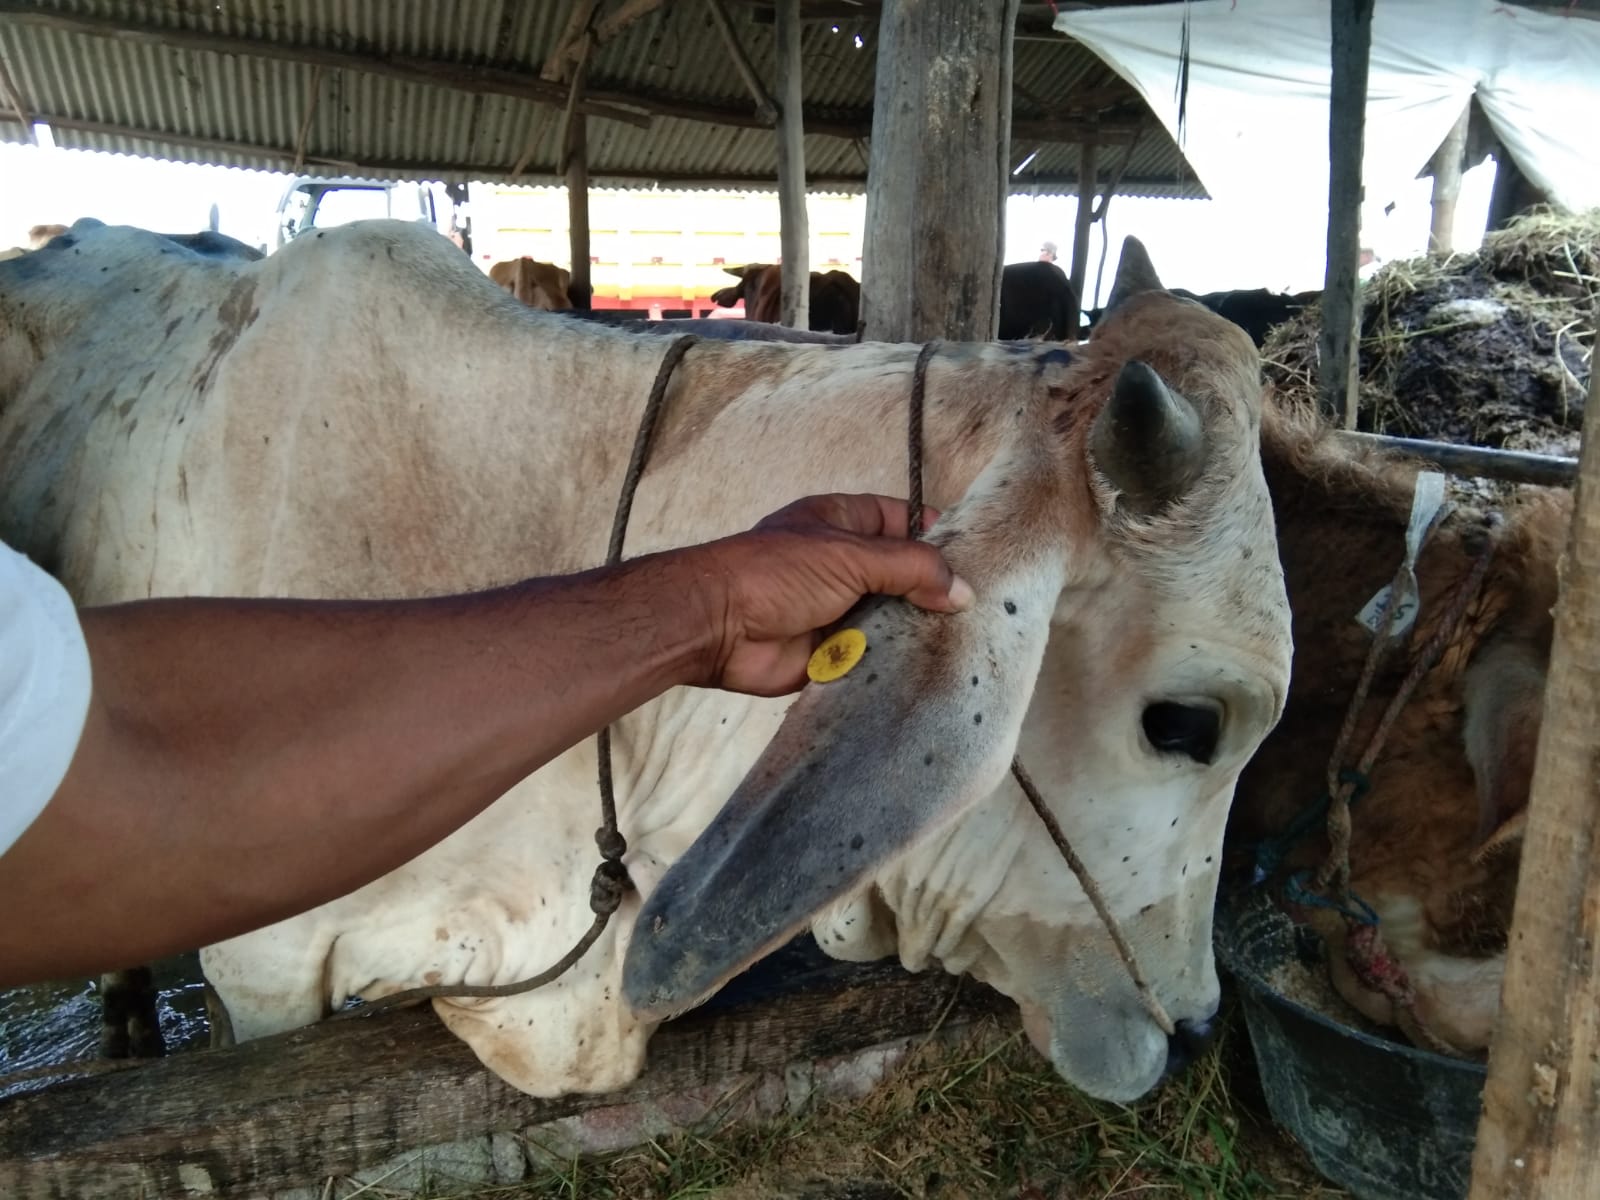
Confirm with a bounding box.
[624,238,1292,1102]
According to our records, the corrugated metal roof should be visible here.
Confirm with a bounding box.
[0,0,1204,196]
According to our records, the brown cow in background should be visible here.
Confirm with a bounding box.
[711,263,861,335]
[0,222,70,261]
[1229,398,1565,1056]
[488,256,573,310]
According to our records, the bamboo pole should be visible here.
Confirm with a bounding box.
[1466,360,1600,1199]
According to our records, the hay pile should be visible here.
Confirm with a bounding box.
[1263,208,1599,456]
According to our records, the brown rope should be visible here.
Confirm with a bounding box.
[1314,515,1502,894]
[902,342,1175,1039]
[338,335,700,1018]
[906,340,938,536]
[1011,761,1178,1037]
[1303,512,1502,1060]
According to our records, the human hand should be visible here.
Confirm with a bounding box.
[684,493,974,697]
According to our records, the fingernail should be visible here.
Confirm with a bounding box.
[948,575,976,611]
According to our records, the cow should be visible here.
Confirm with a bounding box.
[1087,288,1318,349]
[0,219,1291,1104]
[711,262,862,335]
[997,260,1079,341]
[488,255,573,310]
[0,221,71,262]
[1229,397,1566,1054]
[715,260,1079,342]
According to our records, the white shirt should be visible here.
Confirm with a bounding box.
[0,542,91,856]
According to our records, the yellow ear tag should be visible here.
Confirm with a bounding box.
[807,628,868,683]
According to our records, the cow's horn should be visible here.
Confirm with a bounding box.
[1090,360,1206,512]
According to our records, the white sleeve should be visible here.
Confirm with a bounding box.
[0,543,92,856]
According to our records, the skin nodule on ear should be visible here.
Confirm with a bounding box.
[621,548,1066,1022]
[1090,361,1207,513]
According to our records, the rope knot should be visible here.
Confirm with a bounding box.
[589,859,634,915]
[595,825,629,862]
[1345,922,1415,1006]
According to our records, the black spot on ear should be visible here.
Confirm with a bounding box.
[1003,600,1017,615]
[849,833,864,851]
[973,713,983,725]
[923,753,934,766]
[970,676,979,686]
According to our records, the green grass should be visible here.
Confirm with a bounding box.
[314,1007,1344,1200]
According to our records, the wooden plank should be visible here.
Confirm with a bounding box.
[774,0,810,329]
[1427,103,1471,254]
[1467,361,1600,1199]
[1317,0,1373,429]
[707,0,779,125]
[1333,431,1578,489]
[862,0,1021,342]
[0,959,1005,1199]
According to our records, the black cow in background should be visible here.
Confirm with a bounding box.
[1084,286,1319,347]
[997,260,1079,341]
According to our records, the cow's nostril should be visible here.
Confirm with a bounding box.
[1162,1016,1220,1079]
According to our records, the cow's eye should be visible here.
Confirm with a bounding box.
[1142,702,1220,765]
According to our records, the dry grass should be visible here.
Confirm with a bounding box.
[1260,207,1599,442]
[315,1008,1345,1200]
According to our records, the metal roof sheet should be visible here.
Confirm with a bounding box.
[0,0,1205,196]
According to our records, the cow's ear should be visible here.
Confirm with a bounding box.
[1463,638,1546,845]
[1105,236,1165,313]
[622,491,1066,1021]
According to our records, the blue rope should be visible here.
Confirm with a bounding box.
[1283,870,1379,926]
[1249,768,1371,885]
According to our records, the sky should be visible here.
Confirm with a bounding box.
[0,135,1497,303]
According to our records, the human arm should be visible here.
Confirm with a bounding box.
[0,495,969,985]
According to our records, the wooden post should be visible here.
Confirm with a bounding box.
[1427,103,1471,255]
[1068,141,1097,338]
[1466,360,1600,1200]
[774,0,809,328]
[567,114,591,309]
[862,0,1020,342]
[1318,0,1373,430]
[706,0,779,125]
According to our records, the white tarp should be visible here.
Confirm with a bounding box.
[1057,0,1600,228]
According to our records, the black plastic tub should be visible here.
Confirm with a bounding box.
[1215,893,1488,1200]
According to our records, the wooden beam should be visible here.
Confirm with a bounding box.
[0,961,1005,1198]
[0,110,359,170]
[862,0,1021,342]
[706,0,779,126]
[290,65,324,174]
[542,0,603,83]
[1428,102,1471,254]
[1317,0,1374,430]
[0,4,654,131]
[555,33,595,173]
[568,113,592,308]
[0,51,35,146]
[1067,141,1097,338]
[1467,359,1600,1199]
[774,0,809,328]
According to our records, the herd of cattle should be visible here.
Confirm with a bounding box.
[487,250,1312,346]
[0,219,1561,1106]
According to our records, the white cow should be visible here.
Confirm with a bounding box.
[0,219,1291,1103]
